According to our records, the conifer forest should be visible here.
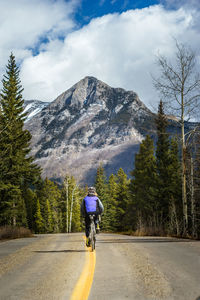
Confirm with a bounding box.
[0,52,200,239]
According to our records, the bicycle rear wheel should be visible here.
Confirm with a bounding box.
[92,234,96,251]
[91,226,96,251]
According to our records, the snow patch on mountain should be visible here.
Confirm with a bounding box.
[24,100,50,122]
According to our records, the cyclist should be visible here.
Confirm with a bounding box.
[81,186,104,247]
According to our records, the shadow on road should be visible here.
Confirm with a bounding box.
[34,250,87,253]
[97,237,197,244]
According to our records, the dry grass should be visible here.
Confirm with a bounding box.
[122,226,166,237]
[0,226,32,240]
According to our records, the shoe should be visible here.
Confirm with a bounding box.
[96,223,100,234]
[86,237,90,247]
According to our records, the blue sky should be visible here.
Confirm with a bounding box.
[75,0,160,26]
[0,0,199,112]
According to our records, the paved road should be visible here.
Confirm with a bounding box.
[0,233,200,300]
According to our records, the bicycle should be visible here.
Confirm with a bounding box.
[89,214,96,251]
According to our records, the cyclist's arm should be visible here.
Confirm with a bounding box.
[97,198,104,214]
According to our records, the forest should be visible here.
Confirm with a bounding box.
[0,48,200,239]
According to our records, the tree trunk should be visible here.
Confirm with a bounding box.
[69,188,76,233]
[181,98,188,236]
[190,157,196,238]
[13,202,16,226]
[64,179,69,233]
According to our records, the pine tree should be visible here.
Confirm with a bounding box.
[37,178,61,233]
[35,199,44,233]
[44,199,53,233]
[95,164,109,230]
[0,53,40,226]
[155,100,171,227]
[95,164,107,198]
[130,135,158,231]
[70,183,82,232]
[23,188,37,230]
[115,168,130,232]
[107,174,118,231]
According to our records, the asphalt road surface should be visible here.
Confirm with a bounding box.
[0,233,200,300]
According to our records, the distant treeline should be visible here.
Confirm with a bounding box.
[0,54,199,239]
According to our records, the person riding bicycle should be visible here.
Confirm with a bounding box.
[81,186,104,247]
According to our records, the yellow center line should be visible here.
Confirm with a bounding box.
[70,236,96,300]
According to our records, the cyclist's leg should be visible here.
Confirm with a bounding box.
[93,213,100,233]
[85,215,90,246]
[93,214,97,227]
[95,214,100,233]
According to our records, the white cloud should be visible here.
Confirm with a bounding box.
[0,1,200,111]
[0,0,79,73]
[19,4,200,111]
[161,0,200,10]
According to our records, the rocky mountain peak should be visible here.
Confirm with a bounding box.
[47,76,148,114]
[25,77,155,184]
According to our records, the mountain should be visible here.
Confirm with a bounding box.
[24,76,177,184]
[23,100,50,122]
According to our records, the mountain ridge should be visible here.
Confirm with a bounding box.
[24,76,176,184]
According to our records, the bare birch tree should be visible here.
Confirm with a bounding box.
[153,40,200,235]
[185,128,200,238]
[69,186,77,233]
[64,176,69,233]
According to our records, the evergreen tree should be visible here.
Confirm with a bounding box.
[16,194,27,227]
[44,199,53,233]
[95,164,109,230]
[115,168,130,231]
[0,53,40,226]
[70,182,82,232]
[23,188,37,230]
[95,164,107,198]
[35,199,44,233]
[107,174,118,231]
[37,178,60,233]
[130,135,158,230]
[155,100,171,227]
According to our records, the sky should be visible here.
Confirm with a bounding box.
[0,0,200,112]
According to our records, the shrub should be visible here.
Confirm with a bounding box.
[0,226,32,240]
